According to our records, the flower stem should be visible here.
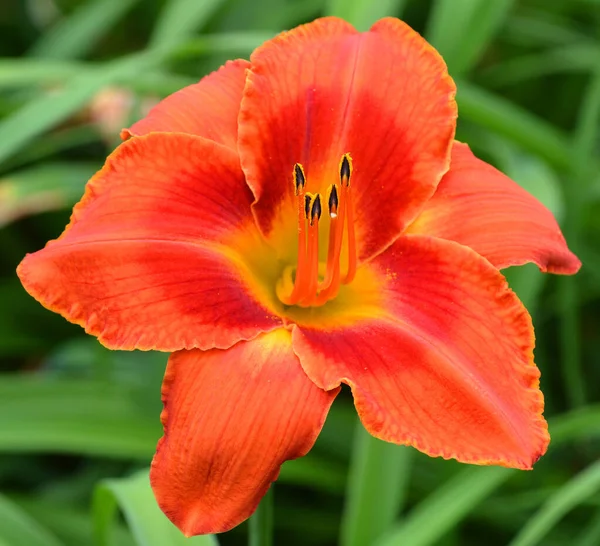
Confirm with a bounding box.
[249,488,273,546]
[340,420,413,546]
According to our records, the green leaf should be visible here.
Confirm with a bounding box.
[0,493,64,546]
[0,52,153,166]
[341,424,413,546]
[0,59,84,88]
[0,31,271,165]
[375,466,512,546]
[375,406,600,546]
[426,0,515,74]
[574,507,600,546]
[10,496,134,546]
[0,162,99,227]
[0,59,192,96]
[550,405,600,443]
[150,0,227,49]
[504,11,591,47]
[457,82,572,171]
[480,44,600,89]
[0,376,159,459]
[94,470,218,546]
[167,32,274,61]
[325,0,408,30]
[279,455,346,494]
[28,0,141,59]
[509,459,600,546]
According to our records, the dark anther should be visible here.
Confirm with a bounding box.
[304,194,312,219]
[310,194,322,225]
[340,155,351,185]
[328,184,339,216]
[294,163,306,195]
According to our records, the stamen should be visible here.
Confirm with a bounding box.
[304,193,312,219]
[342,187,357,284]
[340,154,351,182]
[310,193,322,225]
[294,163,306,195]
[279,154,357,308]
[318,184,341,292]
[328,184,339,218]
[276,165,308,306]
[316,154,355,304]
[298,194,321,307]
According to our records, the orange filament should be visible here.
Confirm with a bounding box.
[279,154,357,308]
[318,184,341,290]
[277,165,307,306]
[298,198,321,307]
[343,185,357,284]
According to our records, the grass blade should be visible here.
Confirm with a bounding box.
[0,162,99,226]
[457,82,571,170]
[325,0,408,30]
[150,0,227,49]
[426,0,515,74]
[574,508,600,546]
[0,31,270,165]
[29,0,141,59]
[480,44,600,88]
[0,53,152,167]
[375,405,600,546]
[0,376,159,459]
[558,55,600,408]
[94,470,217,546]
[376,466,512,546]
[0,493,64,546]
[341,424,413,546]
[509,460,600,546]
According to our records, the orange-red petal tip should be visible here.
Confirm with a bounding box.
[408,141,581,275]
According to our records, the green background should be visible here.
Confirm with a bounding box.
[1,0,599,544]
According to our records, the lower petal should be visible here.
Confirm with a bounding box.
[406,141,580,274]
[151,329,339,536]
[292,235,549,469]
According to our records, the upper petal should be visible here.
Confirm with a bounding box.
[407,141,581,273]
[151,329,339,536]
[17,133,281,351]
[239,17,457,261]
[122,60,250,150]
[292,234,548,469]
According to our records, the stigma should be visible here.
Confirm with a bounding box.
[277,154,357,307]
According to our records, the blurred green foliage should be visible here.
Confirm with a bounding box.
[1,0,599,545]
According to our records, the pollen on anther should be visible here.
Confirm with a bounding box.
[294,163,306,195]
[340,154,352,186]
[304,193,313,219]
[310,194,322,225]
[328,184,339,218]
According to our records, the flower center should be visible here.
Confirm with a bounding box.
[276,154,357,308]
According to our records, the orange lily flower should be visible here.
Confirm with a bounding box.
[18,17,580,536]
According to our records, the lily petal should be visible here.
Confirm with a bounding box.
[122,60,250,150]
[151,329,339,536]
[293,234,548,469]
[17,133,281,351]
[239,16,456,261]
[407,141,581,273]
